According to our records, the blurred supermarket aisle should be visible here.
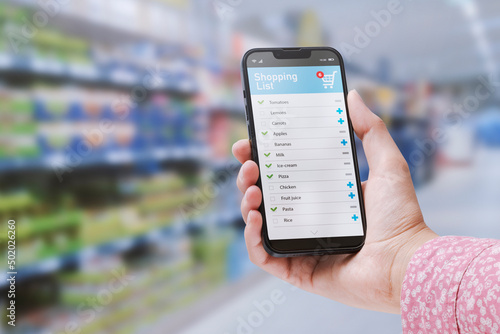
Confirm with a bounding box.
[1,0,500,333]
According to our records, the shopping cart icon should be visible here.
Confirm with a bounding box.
[322,71,337,89]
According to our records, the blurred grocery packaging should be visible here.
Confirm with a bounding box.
[1,0,500,333]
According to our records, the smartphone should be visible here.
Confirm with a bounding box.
[240,47,366,257]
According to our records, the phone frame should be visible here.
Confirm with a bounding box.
[241,47,366,257]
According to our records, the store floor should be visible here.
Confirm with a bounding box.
[178,147,500,334]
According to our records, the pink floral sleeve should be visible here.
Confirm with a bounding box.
[401,236,500,334]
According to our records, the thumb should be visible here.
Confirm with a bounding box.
[347,90,406,175]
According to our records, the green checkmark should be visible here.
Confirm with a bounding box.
[264,152,271,157]
[265,163,272,168]
[258,100,264,104]
[266,174,273,179]
[261,131,268,135]
[270,207,277,212]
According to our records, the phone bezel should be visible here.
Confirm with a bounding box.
[241,47,367,257]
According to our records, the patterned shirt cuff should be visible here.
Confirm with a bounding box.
[401,236,498,334]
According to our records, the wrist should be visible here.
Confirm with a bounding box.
[390,226,438,313]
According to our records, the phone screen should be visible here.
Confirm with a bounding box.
[244,50,364,241]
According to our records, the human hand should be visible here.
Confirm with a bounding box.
[232,90,438,314]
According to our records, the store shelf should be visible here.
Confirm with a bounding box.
[1,225,164,287]
[208,157,241,171]
[209,104,245,117]
[0,209,243,288]
[0,145,210,173]
[0,53,198,94]
[191,207,242,228]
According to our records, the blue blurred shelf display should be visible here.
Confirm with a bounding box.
[0,53,198,94]
[0,145,210,172]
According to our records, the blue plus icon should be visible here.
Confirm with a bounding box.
[337,108,343,114]
[338,118,344,125]
[352,214,358,221]
[348,192,355,199]
[347,182,354,188]
[341,139,347,146]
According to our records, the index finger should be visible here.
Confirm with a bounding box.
[232,139,252,164]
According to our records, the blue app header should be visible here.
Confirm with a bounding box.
[247,66,343,95]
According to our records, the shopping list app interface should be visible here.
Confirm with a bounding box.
[247,65,364,240]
